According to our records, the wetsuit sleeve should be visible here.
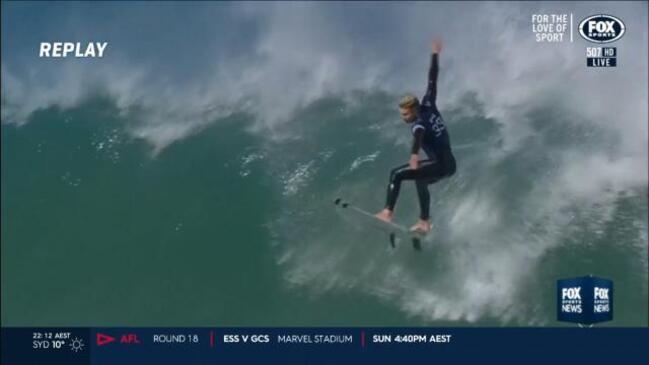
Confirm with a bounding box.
[411,127,424,154]
[422,53,439,107]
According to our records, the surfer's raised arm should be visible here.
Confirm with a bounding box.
[422,39,442,107]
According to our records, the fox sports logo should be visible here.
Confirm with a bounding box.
[579,15,626,43]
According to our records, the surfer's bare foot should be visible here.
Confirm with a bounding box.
[374,208,393,222]
[410,219,431,234]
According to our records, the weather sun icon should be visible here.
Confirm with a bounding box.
[70,337,85,352]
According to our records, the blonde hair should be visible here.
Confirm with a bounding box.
[398,94,420,109]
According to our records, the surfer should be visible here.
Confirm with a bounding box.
[374,38,456,234]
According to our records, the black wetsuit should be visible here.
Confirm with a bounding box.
[384,53,456,220]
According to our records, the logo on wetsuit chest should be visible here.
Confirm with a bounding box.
[429,114,446,137]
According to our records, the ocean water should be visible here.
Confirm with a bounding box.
[2,92,647,326]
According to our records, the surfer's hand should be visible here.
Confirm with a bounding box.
[409,154,419,170]
[432,38,443,54]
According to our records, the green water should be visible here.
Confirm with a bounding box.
[0,98,416,326]
[2,95,647,326]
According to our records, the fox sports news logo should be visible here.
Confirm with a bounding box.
[579,15,626,43]
[557,276,613,325]
[560,286,583,314]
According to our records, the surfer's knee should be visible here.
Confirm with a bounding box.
[389,166,402,179]
[389,169,405,183]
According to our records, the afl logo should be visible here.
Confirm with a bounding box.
[578,15,626,43]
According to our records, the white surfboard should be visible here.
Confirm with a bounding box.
[333,197,427,249]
